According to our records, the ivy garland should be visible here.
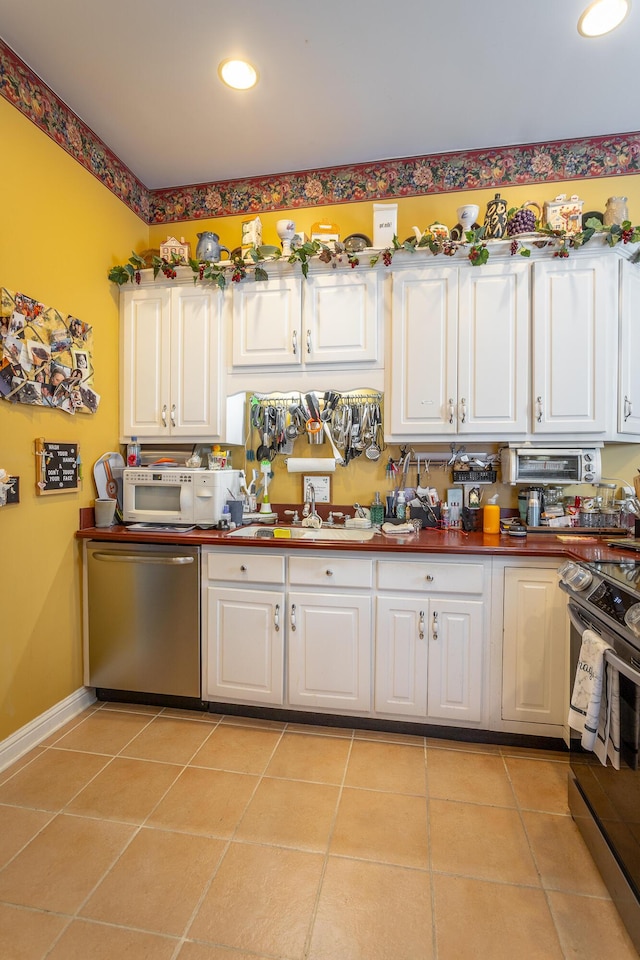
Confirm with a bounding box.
[108,218,640,289]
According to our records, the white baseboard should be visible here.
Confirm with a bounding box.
[0,686,97,773]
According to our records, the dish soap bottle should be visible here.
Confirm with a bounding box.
[370,491,384,527]
[396,490,407,521]
[126,436,141,467]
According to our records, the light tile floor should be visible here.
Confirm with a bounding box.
[0,702,638,960]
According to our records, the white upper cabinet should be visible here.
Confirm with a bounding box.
[121,285,223,440]
[532,255,615,435]
[231,269,381,370]
[457,263,529,434]
[232,276,302,367]
[388,262,528,438]
[388,266,458,436]
[618,258,640,436]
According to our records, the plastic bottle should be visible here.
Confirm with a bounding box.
[483,496,501,534]
[370,491,384,527]
[396,490,406,520]
[441,503,450,528]
[126,436,141,467]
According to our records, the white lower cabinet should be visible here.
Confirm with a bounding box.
[202,550,285,706]
[500,564,567,727]
[375,559,485,724]
[287,554,373,711]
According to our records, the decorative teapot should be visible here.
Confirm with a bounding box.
[195,232,230,262]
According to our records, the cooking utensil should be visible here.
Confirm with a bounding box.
[323,420,345,465]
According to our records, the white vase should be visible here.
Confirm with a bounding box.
[457,204,480,233]
[276,219,296,255]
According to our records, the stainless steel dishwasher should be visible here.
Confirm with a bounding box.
[86,541,201,701]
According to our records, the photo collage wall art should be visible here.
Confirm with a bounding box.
[0,288,100,414]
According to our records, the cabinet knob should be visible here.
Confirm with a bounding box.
[240,564,247,572]
[326,569,333,577]
[425,574,434,582]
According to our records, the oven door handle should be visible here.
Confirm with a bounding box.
[568,603,640,685]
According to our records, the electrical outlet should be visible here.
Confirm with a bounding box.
[6,476,19,504]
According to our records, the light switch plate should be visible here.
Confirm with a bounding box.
[303,475,331,502]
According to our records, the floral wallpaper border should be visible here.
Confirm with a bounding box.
[2,37,639,227]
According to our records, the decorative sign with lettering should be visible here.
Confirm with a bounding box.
[35,438,80,495]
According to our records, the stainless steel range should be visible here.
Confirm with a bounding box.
[559,558,640,951]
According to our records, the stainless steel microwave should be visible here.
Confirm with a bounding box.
[500,446,602,485]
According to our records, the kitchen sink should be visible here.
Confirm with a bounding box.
[227,524,377,542]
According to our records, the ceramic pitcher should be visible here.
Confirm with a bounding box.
[483,193,508,239]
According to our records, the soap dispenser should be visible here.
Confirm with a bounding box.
[370,491,384,527]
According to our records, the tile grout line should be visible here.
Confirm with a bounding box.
[301,727,355,960]
[169,720,290,959]
[424,738,439,960]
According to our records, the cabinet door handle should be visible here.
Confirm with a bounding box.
[448,398,455,424]
[290,603,297,632]
[170,404,176,427]
[161,404,167,427]
[274,603,280,632]
[425,574,434,582]
[419,610,425,641]
[292,330,298,355]
[459,398,467,424]
[625,395,633,422]
[306,329,312,354]
[432,611,439,641]
[536,396,543,423]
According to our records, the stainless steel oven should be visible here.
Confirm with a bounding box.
[559,559,640,951]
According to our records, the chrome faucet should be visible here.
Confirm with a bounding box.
[303,481,318,519]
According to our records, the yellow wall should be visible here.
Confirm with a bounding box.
[0,98,146,741]
[151,177,640,507]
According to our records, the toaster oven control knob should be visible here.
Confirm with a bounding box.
[558,560,593,591]
[624,603,640,636]
[584,473,594,482]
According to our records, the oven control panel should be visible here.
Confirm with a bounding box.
[589,580,638,627]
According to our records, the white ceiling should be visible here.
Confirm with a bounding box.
[0,0,638,190]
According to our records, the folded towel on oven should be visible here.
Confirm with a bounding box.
[594,661,621,770]
[568,628,612,753]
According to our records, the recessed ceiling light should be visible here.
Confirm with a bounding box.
[218,59,259,90]
[578,0,631,36]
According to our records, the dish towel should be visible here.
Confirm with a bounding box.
[595,661,621,770]
[568,628,620,768]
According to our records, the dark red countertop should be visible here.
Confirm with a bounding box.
[76,520,632,564]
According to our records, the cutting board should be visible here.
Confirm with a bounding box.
[93,452,124,520]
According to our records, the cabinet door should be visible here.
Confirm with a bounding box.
[532,256,614,434]
[375,597,428,717]
[121,287,172,438]
[232,277,302,366]
[203,586,284,704]
[288,592,371,710]
[502,568,566,725]
[303,271,379,365]
[458,262,529,434]
[388,267,458,436]
[169,287,223,438]
[428,599,483,723]
[618,259,640,435]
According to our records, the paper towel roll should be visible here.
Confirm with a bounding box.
[286,458,336,473]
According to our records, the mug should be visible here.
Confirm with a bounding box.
[94,498,116,527]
